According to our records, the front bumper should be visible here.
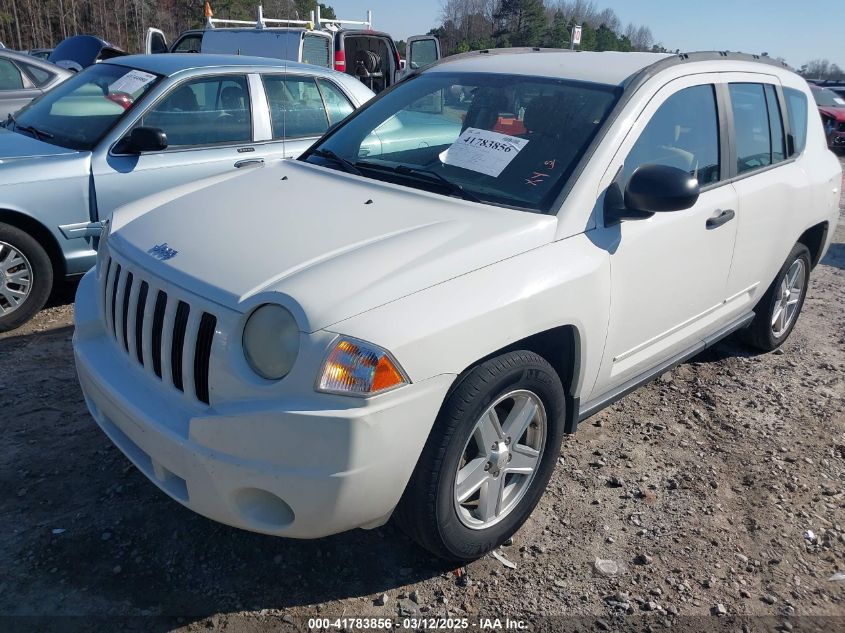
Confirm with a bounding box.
[73,269,454,538]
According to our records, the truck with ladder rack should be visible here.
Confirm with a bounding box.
[145,4,440,94]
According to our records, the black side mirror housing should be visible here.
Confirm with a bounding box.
[624,164,700,213]
[116,126,167,154]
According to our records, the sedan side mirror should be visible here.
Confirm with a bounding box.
[115,126,167,154]
[625,164,700,213]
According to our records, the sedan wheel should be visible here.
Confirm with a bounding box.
[0,240,34,317]
[0,223,53,333]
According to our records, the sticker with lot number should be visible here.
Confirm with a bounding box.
[443,127,529,177]
[109,70,157,95]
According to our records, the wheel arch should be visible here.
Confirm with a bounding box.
[447,324,583,434]
[797,221,828,269]
[0,208,66,278]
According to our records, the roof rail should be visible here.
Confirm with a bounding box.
[315,5,373,31]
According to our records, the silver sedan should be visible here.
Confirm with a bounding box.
[0,54,374,331]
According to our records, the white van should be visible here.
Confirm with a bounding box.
[146,5,440,94]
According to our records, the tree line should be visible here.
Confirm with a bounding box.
[0,0,335,53]
[432,0,664,55]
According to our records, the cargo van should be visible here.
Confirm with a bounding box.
[145,5,440,94]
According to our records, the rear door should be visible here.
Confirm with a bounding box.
[91,73,265,216]
[404,36,441,75]
[723,76,811,312]
[145,28,168,55]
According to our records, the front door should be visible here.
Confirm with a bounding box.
[92,73,265,217]
[590,77,739,396]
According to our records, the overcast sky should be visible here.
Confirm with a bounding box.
[326,0,844,69]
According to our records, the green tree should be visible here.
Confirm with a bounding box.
[594,23,617,51]
[545,10,569,48]
[494,0,546,47]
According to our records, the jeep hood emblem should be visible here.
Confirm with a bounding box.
[147,243,178,261]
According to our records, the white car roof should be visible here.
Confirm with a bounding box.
[427,51,672,86]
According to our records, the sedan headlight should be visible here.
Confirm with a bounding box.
[243,304,300,380]
[317,338,409,396]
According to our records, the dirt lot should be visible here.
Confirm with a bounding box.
[2,157,844,632]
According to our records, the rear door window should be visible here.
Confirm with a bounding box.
[20,61,53,87]
[783,87,808,156]
[729,83,792,174]
[0,59,24,90]
[316,78,354,125]
[263,74,330,139]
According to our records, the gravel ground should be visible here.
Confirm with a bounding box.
[1,157,843,632]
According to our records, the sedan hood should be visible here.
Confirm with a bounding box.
[110,160,557,332]
[0,128,79,161]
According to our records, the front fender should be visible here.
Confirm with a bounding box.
[325,232,611,403]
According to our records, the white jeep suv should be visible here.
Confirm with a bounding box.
[73,50,842,561]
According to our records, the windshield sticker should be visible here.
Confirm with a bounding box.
[444,127,529,177]
[109,70,157,95]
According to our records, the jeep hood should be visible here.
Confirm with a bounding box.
[109,160,557,332]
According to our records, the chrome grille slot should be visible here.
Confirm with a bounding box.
[96,255,217,405]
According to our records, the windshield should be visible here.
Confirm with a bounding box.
[302,72,621,212]
[7,63,160,150]
[812,87,845,107]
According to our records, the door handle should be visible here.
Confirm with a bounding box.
[234,158,265,169]
[706,208,735,229]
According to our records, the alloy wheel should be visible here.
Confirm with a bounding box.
[0,241,33,317]
[771,258,805,338]
[454,389,547,530]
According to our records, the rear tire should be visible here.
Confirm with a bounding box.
[740,243,811,351]
[0,223,53,333]
[395,350,566,561]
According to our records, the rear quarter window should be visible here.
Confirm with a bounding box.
[783,87,808,156]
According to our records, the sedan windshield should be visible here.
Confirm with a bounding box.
[303,72,621,212]
[6,63,160,150]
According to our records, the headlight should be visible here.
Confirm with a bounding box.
[317,338,409,396]
[243,304,300,380]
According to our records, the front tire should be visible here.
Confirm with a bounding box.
[741,243,811,351]
[0,223,53,333]
[396,351,566,561]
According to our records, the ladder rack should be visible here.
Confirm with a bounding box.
[204,4,373,31]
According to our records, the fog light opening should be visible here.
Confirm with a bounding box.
[232,488,295,529]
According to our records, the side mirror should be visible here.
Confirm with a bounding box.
[624,164,700,213]
[116,126,167,154]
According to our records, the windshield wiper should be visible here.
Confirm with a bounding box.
[310,149,363,176]
[4,113,53,140]
[392,164,482,203]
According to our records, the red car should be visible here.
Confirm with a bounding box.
[812,85,845,151]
